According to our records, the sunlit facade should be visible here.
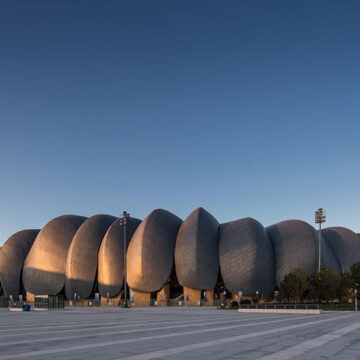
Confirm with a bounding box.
[0,208,359,305]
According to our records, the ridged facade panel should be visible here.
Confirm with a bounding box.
[175,207,219,290]
[219,217,274,295]
[0,229,39,298]
[126,209,182,293]
[23,215,87,295]
[65,214,117,300]
[322,227,360,273]
[267,220,341,286]
[98,217,141,298]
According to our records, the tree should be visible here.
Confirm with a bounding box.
[308,269,338,303]
[278,269,309,303]
[335,271,352,302]
[349,261,360,285]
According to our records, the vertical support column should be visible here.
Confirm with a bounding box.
[157,283,170,306]
[204,289,214,306]
[101,293,122,306]
[26,292,35,303]
[129,288,151,307]
[183,286,201,306]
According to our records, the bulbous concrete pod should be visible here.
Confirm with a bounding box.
[23,215,87,295]
[321,227,360,273]
[126,209,182,293]
[219,218,275,295]
[267,220,341,286]
[175,207,219,290]
[65,214,117,300]
[0,230,39,298]
[98,217,141,298]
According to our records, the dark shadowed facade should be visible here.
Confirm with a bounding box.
[175,207,219,290]
[23,215,87,295]
[126,209,182,293]
[0,230,39,298]
[98,217,141,298]
[322,227,360,273]
[219,218,275,295]
[65,214,117,300]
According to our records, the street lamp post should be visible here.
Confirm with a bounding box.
[315,208,326,272]
[119,211,130,308]
[355,283,358,312]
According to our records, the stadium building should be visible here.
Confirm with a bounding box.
[1,207,359,306]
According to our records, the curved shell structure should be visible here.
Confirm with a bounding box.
[2,209,359,301]
[175,207,219,290]
[126,209,182,293]
[321,227,360,273]
[267,220,341,285]
[23,215,87,295]
[219,218,274,295]
[0,230,39,298]
[98,217,141,298]
[65,214,117,300]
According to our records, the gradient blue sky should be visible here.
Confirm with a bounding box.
[1,0,359,244]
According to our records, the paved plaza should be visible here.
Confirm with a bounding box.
[0,307,359,359]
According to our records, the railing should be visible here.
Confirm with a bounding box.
[35,295,64,309]
[214,299,234,308]
[62,298,190,307]
[0,298,9,308]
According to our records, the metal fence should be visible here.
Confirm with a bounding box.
[0,298,9,308]
[60,298,198,307]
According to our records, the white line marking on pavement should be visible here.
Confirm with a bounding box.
[117,314,354,360]
[0,313,293,346]
[258,320,360,360]
[0,314,317,359]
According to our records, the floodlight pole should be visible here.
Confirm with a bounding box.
[318,221,322,272]
[120,211,130,307]
[315,208,326,272]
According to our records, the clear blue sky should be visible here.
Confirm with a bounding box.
[1,0,359,244]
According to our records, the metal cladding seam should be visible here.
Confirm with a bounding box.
[219,217,275,295]
[98,217,141,298]
[126,209,182,293]
[65,214,118,300]
[0,230,39,299]
[175,207,219,290]
[22,215,87,295]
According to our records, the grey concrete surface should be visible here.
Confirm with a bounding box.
[0,307,359,360]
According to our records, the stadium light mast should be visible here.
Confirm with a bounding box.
[120,211,130,307]
[315,208,326,272]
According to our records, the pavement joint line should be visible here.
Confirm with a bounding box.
[257,320,360,360]
[117,313,354,360]
[0,312,282,335]
[0,313,236,334]
[0,314,326,359]
[2,314,286,338]
[0,313,301,346]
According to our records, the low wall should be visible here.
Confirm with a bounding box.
[238,308,321,314]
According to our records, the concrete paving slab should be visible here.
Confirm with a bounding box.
[0,307,359,360]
